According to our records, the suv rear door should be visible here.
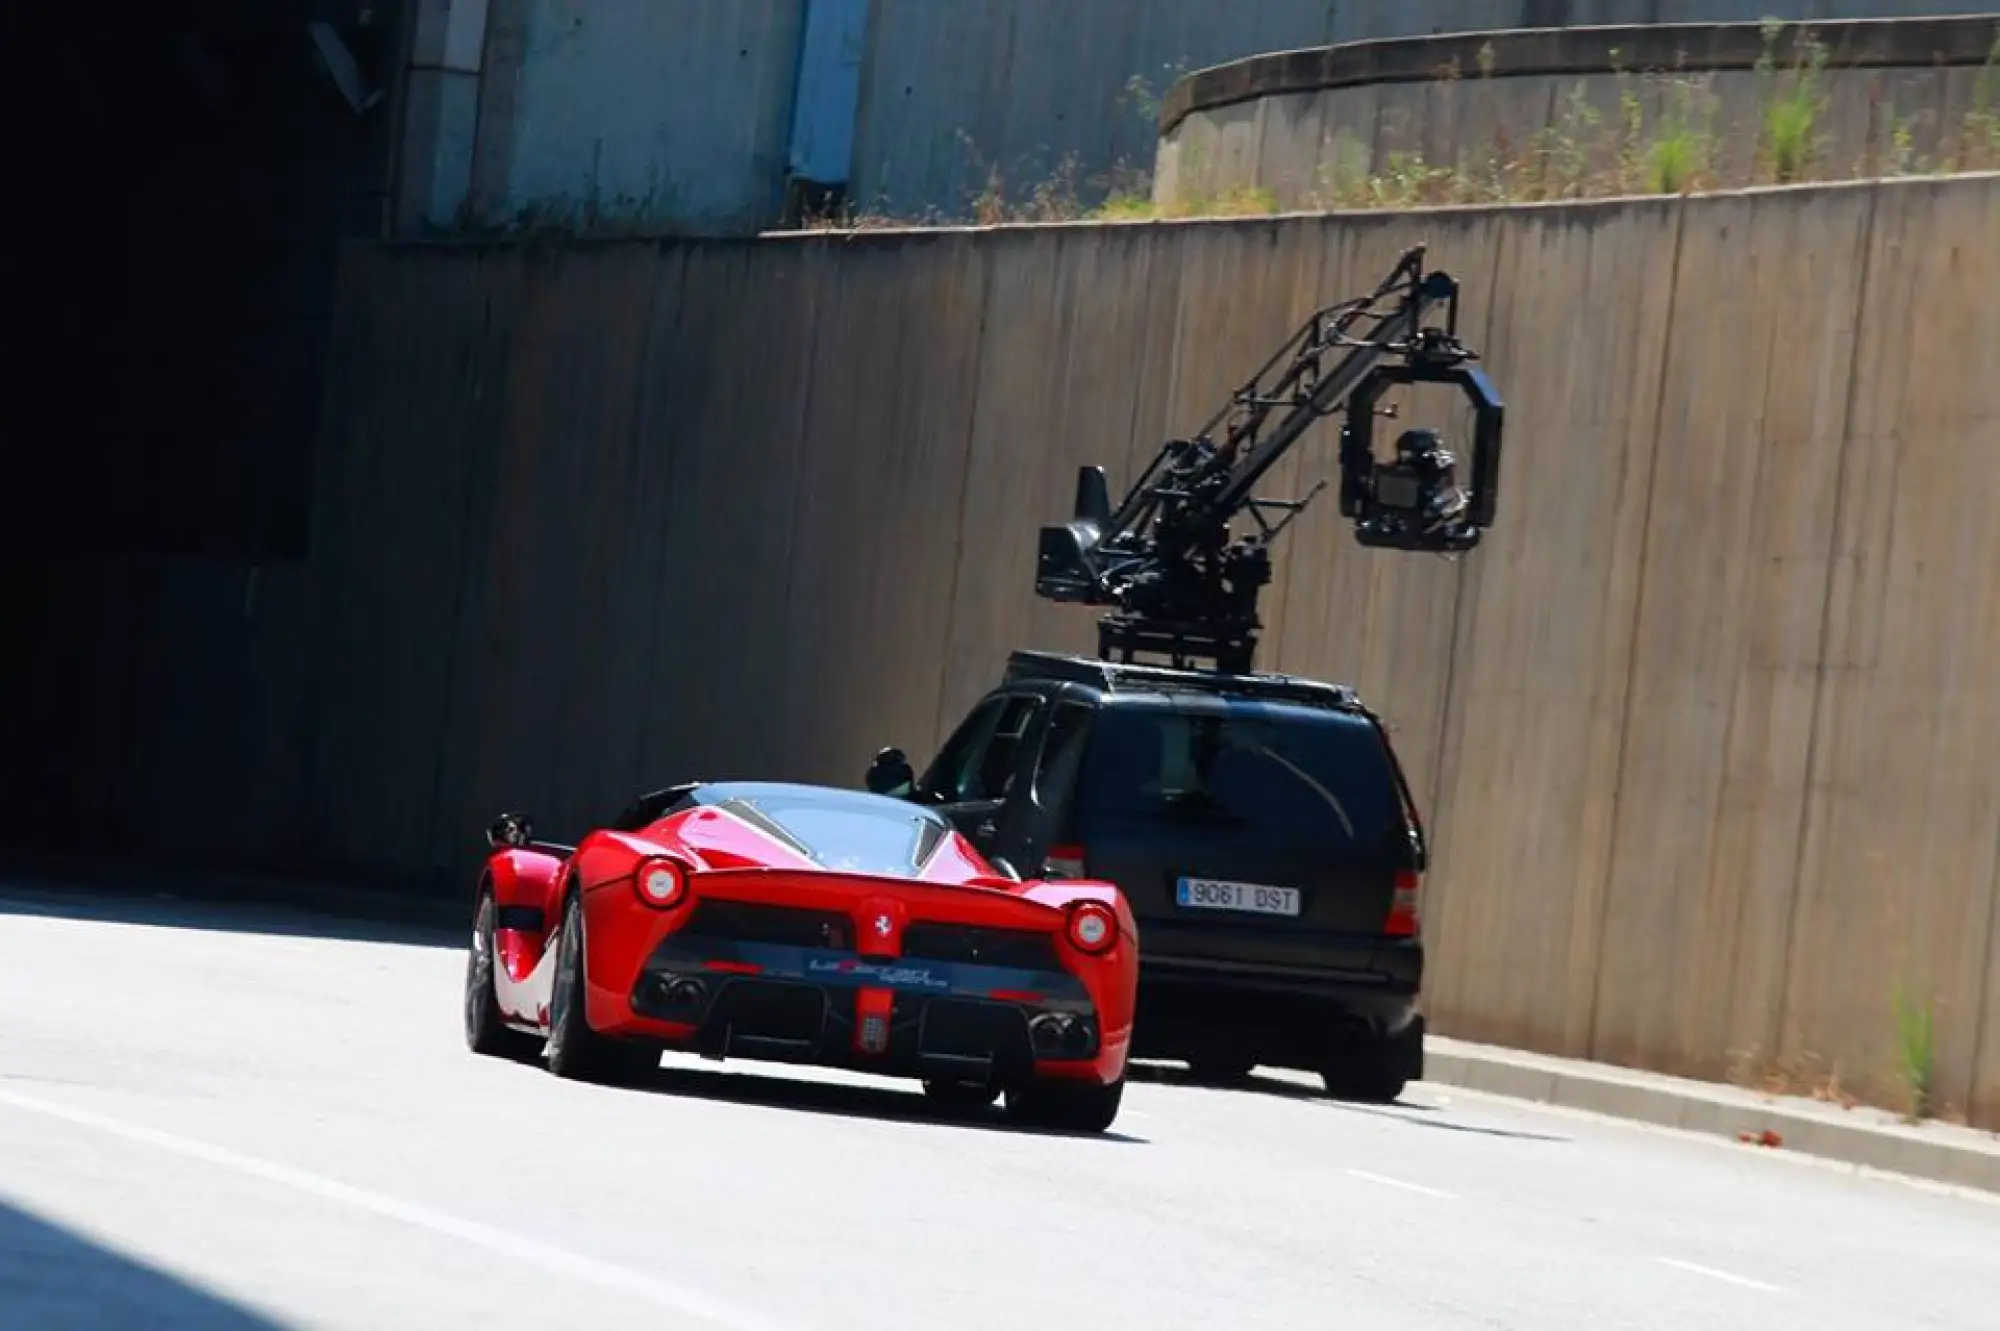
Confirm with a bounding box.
[1065,696,1416,968]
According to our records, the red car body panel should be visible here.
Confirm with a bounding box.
[485,847,564,984]
[477,782,1139,1090]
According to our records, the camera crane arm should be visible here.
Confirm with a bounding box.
[1033,243,1504,675]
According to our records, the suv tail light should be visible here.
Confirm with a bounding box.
[1044,843,1085,879]
[1386,869,1421,938]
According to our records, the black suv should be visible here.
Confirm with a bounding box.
[866,649,1429,1102]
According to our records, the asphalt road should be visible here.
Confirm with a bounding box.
[2,885,1996,1331]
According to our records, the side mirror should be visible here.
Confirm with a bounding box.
[487,811,533,848]
[865,747,916,798]
[988,856,1022,882]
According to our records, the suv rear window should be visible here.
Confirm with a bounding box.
[1076,705,1406,846]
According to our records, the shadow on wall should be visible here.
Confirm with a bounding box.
[0,1195,285,1329]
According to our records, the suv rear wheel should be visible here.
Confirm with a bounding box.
[1319,1021,1419,1104]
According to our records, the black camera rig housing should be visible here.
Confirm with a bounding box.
[1033,244,1503,675]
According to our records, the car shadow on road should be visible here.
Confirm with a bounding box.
[595,1060,1151,1144]
[1316,1099,1573,1143]
[1127,1060,1573,1143]
[1126,1059,1385,1102]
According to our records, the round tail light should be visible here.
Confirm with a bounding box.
[634,857,687,909]
[1066,900,1118,954]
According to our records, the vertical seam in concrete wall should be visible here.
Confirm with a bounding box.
[1971,777,2000,1123]
[617,246,679,799]
[929,237,1001,743]
[1768,181,1881,1066]
[1583,194,1688,1058]
[1705,213,1795,1051]
[418,260,491,870]
[1423,233,1507,824]
[771,248,835,754]
[1118,232,1158,460]
[294,246,376,832]
[1427,521,1470,825]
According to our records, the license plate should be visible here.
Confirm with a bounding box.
[1175,877,1301,917]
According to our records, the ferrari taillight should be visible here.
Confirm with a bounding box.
[1386,869,1421,938]
[1065,900,1118,955]
[1045,843,1085,878]
[633,856,688,909]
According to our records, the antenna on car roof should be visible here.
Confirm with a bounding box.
[1030,244,1504,676]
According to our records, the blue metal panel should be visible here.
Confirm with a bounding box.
[788,0,870,187]
[491,0,808,234]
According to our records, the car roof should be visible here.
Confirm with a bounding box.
[1080,690,1382,731]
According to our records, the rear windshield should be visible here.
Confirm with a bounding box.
[1076,705,1407,847]
[720,794,942,877]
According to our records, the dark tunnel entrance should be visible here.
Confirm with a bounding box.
[5,0,401,555]
[0,1,403,854]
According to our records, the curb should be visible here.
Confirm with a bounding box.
[1421,1038,2000,1198]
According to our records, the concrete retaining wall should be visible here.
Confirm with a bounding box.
[1156,15,2000,209]
[23,171,2000,1127]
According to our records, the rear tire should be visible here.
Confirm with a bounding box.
[544,892,659,1086]
[1005,1076,1125,1134]
[1320,1023,1418,1104]
[1322,1063,1409,1104]
[465,888,542,1063]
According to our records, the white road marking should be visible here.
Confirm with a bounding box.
[1654,1256,1788,1294]
[0,1086,805,1331]
[1345,1168,1456,1199]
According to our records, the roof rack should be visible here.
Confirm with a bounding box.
[1004,648,1364,712]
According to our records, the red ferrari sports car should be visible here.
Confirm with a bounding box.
[463,780,1139,1132]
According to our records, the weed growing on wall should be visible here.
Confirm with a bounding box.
[1962,32,2000,164]
[1890,977,1938,1122]
[1757,20,1829,184]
